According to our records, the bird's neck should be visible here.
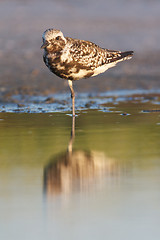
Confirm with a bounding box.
[46,43,64,54]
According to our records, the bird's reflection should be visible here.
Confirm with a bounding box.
[44,116,118,196]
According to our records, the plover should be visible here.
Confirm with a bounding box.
[41,29,133,116]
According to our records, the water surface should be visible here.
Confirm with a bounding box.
[0,95,160,240]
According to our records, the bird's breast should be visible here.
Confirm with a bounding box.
[43,48,94,80]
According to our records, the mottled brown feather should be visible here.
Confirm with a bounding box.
[42,30,133,81]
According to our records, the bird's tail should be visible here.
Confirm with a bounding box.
[106,50,134,64]
[107,50,134,65]
[120,51,134,60]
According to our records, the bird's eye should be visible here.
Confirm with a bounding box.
[56,36,60,40]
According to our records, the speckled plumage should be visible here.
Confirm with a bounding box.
[41,28,133,116]
[41,29,133,81]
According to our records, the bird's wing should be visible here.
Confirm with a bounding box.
[67,38,123,69]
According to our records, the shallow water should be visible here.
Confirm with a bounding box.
[0,93,160,240]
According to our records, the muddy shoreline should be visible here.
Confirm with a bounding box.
[1,0,160,98]
[0,89,160,114]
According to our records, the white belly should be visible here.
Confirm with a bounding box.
[92,62,117,77]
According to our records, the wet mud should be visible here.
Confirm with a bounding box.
[0,89,160,114]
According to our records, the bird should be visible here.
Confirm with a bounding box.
[41,28,133,116]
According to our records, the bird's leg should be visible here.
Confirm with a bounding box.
[68,80,75,116]
[67,115,75,155]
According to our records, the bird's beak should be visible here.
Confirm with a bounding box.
[41,41,49,49]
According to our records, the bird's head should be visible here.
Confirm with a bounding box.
[41,29,66,50]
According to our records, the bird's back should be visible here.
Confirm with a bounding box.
[43,35,133,81]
